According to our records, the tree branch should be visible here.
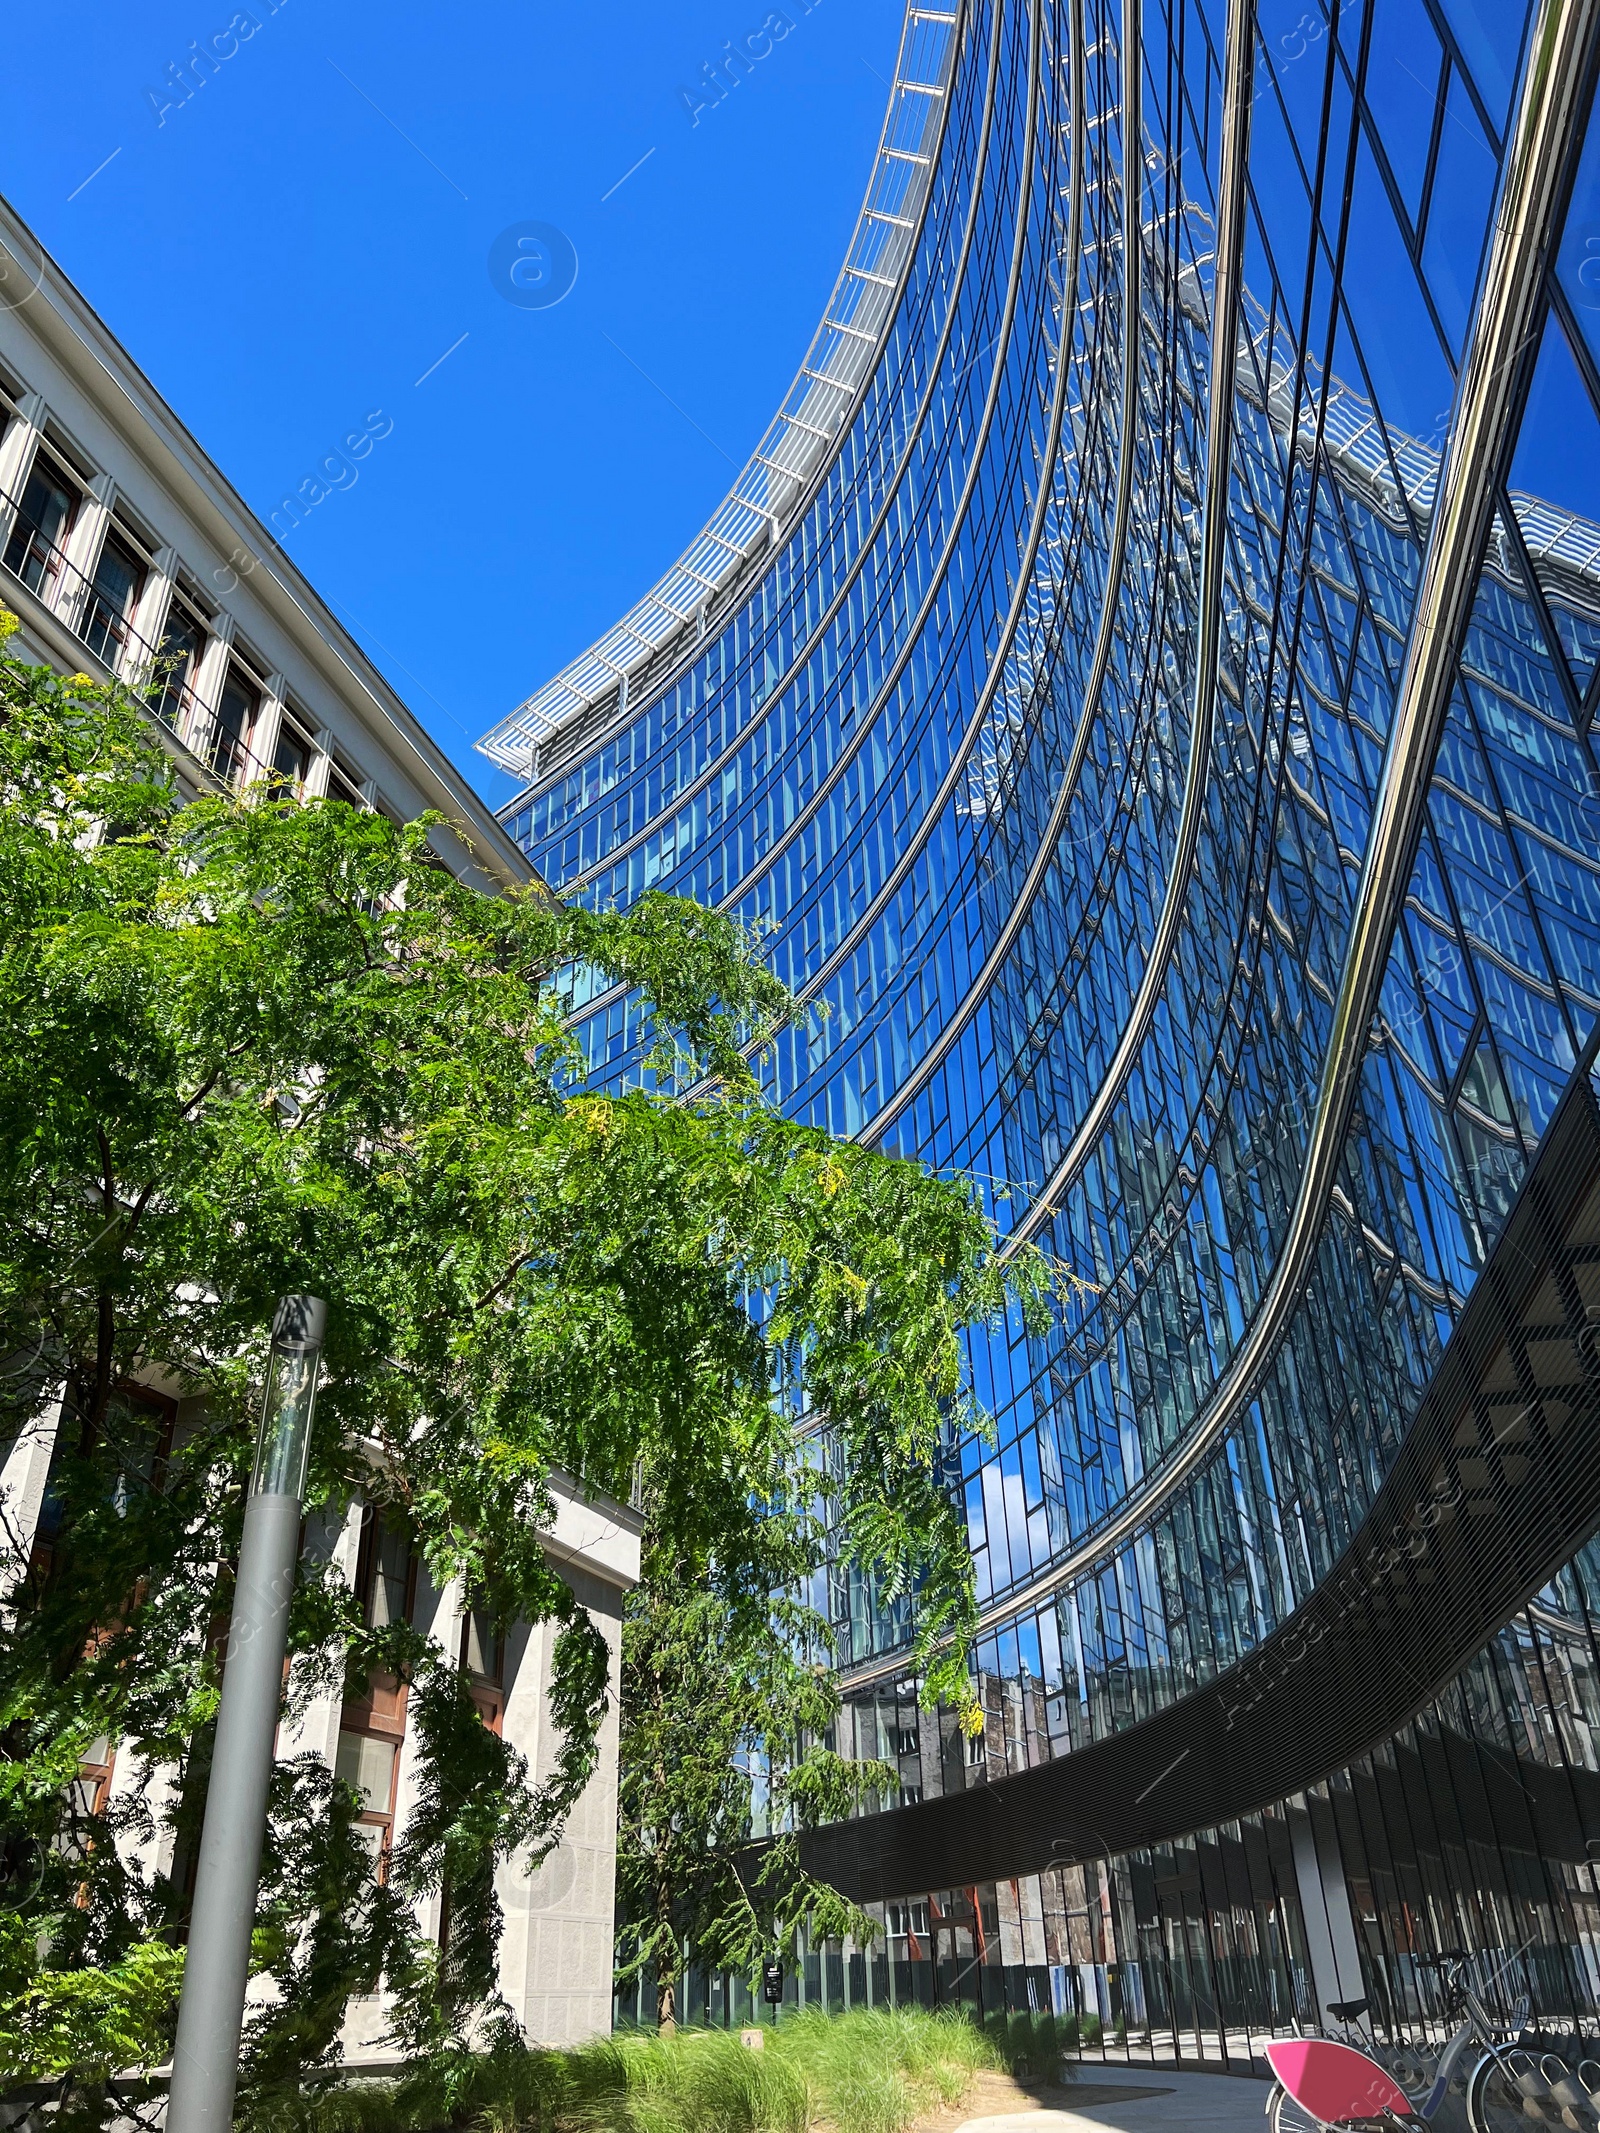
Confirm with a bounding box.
[176,1065,226,1121]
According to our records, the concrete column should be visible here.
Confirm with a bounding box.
[184,610,236,763]
[304,728,335,800]
[250,674,290,786]
[130,546,181,684]
[494,1480,640,2045]
[0,391,46,542]
[58,473,114,634]
[105,1740,183,1890]
[0,1389,63,1613]
[278,1500,363,1769]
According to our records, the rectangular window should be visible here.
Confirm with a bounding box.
[3,454,80,599]
[335,1727,401,1873]
[107,1382,177,1508]
[461,1605,503,1684]
[272,707,315,795]
[69,1737,117,1844]
[335,1729,399,1815]
[326,753,365,809]
[81,531,147,671]
[355,1509,414,1631]
[31,1384,174,1589]
[461,1603,506,1734]
[341,1509,414,1876]
[148,595,208,733]
[210,663,262,786]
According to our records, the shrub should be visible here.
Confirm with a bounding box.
[769,2008,1002,2133]
[0,1931,184,2086]
[261,2006,1003,2133]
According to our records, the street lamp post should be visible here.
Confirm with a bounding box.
[167,1295,328,2133]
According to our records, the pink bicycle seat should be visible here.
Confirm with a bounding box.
[1264,2037,1415,2121]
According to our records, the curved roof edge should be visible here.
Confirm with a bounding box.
[476,2,963,784]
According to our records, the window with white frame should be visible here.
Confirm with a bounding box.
[3,449,80,599]
[0,369,22,453]
[271,704,315,795]
[81,526,149,672]
[326,751,365,808]
[150,589,209,733]
[208,655,265,785]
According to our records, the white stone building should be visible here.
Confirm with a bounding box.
[0,193,635,2051]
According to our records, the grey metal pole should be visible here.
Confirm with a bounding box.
[168,1296,327,2133]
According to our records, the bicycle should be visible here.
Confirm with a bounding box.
[1264,1949,1566,2131]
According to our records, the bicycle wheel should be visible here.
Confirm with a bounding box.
[1267,2083,1328,2133]
[1468,2052,1548,2132]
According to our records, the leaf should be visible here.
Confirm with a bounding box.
[0,635,1038,2076]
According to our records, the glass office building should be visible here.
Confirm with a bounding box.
[484,0,1600,2060]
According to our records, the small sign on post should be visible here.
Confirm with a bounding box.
[762,1960,784,2008]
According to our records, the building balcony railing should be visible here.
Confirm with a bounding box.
[0,482,278,795]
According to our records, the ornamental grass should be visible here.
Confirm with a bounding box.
[248,2006,1010,2133]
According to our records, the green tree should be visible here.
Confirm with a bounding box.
[616,1548,892,2033]
[0,615,1047,2097]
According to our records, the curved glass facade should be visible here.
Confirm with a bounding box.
[490,0,1600,2052]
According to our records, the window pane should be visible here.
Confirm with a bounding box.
[364,1519,411,1628]
[214,672,257,742]
[83,537,145,666]
[1433,0,1528,139]
[1508,310,1600,707]
[1557,100,1600,379]
[273,718,312,791]
[1364,0,1444,231]
[1419,64,1498,358]
[3,462,77,593]
[211,668,260,782]
[335,1731,397,1813]
[152,611,204,730]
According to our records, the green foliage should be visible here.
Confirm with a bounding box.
[244,1755,417,2084]
[566,2029,810,2133]
[0,621,1049,2099]
[237,2009,1002,2133]
[772,2009,1002,2133]
[0,1920,184,2083]
[616,1570,894,2024]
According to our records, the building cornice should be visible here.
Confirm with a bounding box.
[0,191,530,894]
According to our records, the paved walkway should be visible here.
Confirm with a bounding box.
[959,2068,1271,2131]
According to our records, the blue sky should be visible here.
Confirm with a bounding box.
[1,1,904,809]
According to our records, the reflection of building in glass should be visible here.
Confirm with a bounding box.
[488,0,1600,2048]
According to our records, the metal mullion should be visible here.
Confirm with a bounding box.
[841,0,1600,1684]
[1495,449,1592,738]
[1412,45,1454,250]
